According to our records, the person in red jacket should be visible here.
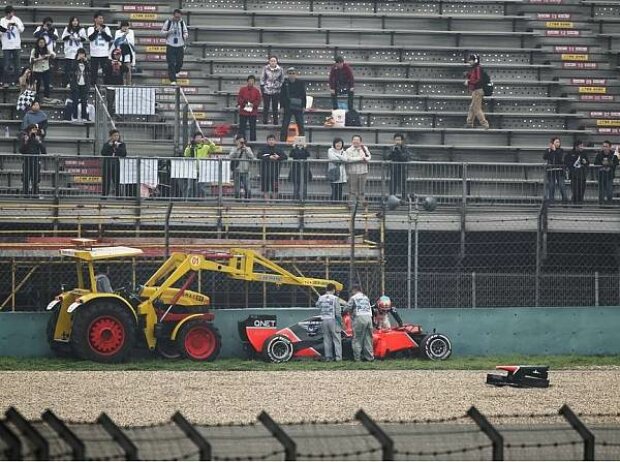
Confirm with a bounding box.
[237,74,262,141]
[464,54,489,129]
[329,55,355,111]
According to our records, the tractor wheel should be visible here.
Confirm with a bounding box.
[71,301,136,363]
[46,305,73,358]
[262,334,294,363]
[156,338,181,359]
[176,320,221,361]
[420,333,452,361]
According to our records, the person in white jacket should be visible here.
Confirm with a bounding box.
[33,17,59,54]
[343,134,371,207]
[327,137,348,202]
[61,17,87,87]
[0,5,25,88]
[113,20,135,85]
[86,11,113,85]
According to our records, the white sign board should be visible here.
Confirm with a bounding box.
[119,158,159,186]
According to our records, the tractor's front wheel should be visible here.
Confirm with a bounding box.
[71,301,137,363]
[177,320,221,361]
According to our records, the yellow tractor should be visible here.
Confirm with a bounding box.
[47,240,343,363]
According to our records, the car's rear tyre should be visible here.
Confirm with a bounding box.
[262,334,294,363]
[420,333,452,361]
[46,305,73,358]
[71,301,136,363]
[177,320,221,361]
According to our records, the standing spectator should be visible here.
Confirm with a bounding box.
[316,283,342,362]
[260,55,283,125]
[33,17,59,54]
[594,140,620,205]
[101,129,127,197]
[68,48,90,122]
[259,134,287,201]
[229,134,255,200]
[87,12,113,85]
[21,100,48,138]
[344,134,371,207]
[183,131,218,197]
[30,37,56,100]
[103,48,128,85]
[543,137,567,203]
[327,137,347,202]
[1,6,25,88]
[464,54,489,129]
[61,17,87,87]
[329,55,355,111]
[288,137,312,201]
[19,124,46,196]
[113,20,135,85]
[564,140,589,204]
[161,9,188,86]
[279,67,306,141]
[346,285,374,362]
[237,75,262,142]
[387,132,412,197]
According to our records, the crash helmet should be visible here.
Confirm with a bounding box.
[377,295,392,312]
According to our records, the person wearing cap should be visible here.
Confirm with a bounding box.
[346,285,374,362]
[279,67,307,142]
[329,55,355,111]
[464,54,489,129]
[316,283,342,361]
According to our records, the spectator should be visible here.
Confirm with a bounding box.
[68,48,91,122]
[61,17,87,87]
[87,12,113,86]
[161,9,188,86]
[260,55,284,126]
[229,134,255,200]
[33,17,58,54]
[21,100,48,139]
[101,128,127,197]
[329,55,355,111]
[346,285,374,362]
[316,283,342,362]
[344,134,371,207]
[279,67,306,142]
[259,134,287,201]
[183,131,218,198]
[594,140,620,205]
[387,132,412,197]
[30,37,56,100]
[288,137,312,201]
[237,74,262,142]
[19,123,46,196]
[18,66,33,92]
[1,6,25,88]
[564,140,589,205]
[327,137,347,202]
[543,137,567,203]
[113,20,135,85]
[464,54,489,129]
[103,48,128,85]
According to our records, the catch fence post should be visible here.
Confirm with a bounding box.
[0,419,21,460]
[258,411,296,461]
[355,409,394,460]
[467,406,503,460]
[42,410,85,460]
[172,412,211,460]
[97,413,138,460]
[5,407,49,460]
[559,404,594,461]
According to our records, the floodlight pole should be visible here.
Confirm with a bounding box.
[406,195,419,309]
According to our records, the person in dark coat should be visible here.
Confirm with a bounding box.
[387,132,413,197]
[19,123,46,196]
[259,134,287,200]
[279,67,306,142]
[101,128,127,196]
[68,48,90,121]
[102,48,128,85]
[564,140,589,204]
[288,137,312,201]
[594,140,620,205]
[543,137,567,203]
[329,55,355,111]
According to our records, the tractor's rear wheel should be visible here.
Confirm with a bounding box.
[46,305,73,358]
[177,320,221,361]
[71,301,136,363]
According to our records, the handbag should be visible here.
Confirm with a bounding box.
[327,165,340,182]
[16,89,36,112]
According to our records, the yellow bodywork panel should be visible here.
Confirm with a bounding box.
[139,287,210,307]
[52,289,89,342]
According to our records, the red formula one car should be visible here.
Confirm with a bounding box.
[239,312,452,363]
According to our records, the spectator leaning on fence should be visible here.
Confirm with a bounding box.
[61,17,87,88]
[329,55,355,111]
[288,137,312,201]
[229,134,255,200]
[1,6,25,88]
[30,37,56,101]
[161,9,188,86]
[260,55,284,126]
[87,12,113,86]
[387,132,413,198]
[327,137,347,202]
[68,48,91,122]
[101,129,127,197]
[279,67,307,142]
[594,140,620,205]
[465,54,489,130]
[113,20,135,85]
[19,123,46,197]
[344,135,371,208]
[543,137,567,204]
[34,17,58,54]
[259,134,287,201]
[21,100,48,139]
[237,75,262,142]
[564,140,589,205]
[183,131,218,198]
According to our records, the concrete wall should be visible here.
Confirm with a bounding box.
[1,307,619,359]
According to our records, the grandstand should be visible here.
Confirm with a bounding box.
[0,0,619,311]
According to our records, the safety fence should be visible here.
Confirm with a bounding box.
[1,405,619,460]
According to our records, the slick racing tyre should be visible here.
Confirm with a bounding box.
[420,333,452,361]
[177,320,222,361]
[263,334,294,363]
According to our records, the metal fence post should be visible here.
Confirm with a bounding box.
[355,409,394,460]
[172,412,211,460]
[42,410,85,460]
[0,419,21,460]
[5,407,49,460]
[97,412,138,461]
[257,411,296,461]
[472,271,476,308]
[349,202,359,290]
[559,404,594,461]
[595,271,599,307]
[467,406,503,461]
[164,202,173,259]
[407,195,412,309]
[174,87,181,156]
